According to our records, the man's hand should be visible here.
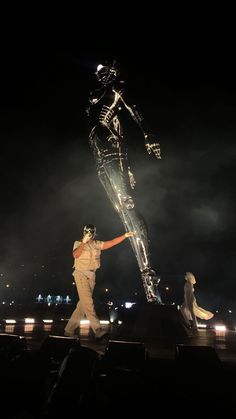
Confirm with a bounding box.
[82,232,92,243]
[125,231,135,238]
[145,133,161,159]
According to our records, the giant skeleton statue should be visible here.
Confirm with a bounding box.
[86,62,162,304]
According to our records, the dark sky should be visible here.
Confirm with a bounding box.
[0,46,235,311]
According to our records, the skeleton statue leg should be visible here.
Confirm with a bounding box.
[96,148,162,304]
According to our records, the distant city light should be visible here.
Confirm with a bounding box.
[125,302,136,308]
[36,294,71,304]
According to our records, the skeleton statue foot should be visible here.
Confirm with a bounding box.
[141,268,163,304]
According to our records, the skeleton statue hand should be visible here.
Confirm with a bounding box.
[145,133,161,160]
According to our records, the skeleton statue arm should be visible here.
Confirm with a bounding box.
[117,86,161,160]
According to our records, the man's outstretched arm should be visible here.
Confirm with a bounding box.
[102,232,135,250]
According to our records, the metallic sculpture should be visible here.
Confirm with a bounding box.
[86,61,162,303]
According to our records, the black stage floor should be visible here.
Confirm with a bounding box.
[1,317,236,363]
[1,309,236,416]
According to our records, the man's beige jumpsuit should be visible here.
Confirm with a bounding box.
[64,239,104,336]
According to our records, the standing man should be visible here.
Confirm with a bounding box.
[64,224,135,339]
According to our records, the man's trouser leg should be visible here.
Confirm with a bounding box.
[73,271,101,334]
[64,299,85,335]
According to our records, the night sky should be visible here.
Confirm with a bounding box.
[0,46,235,311]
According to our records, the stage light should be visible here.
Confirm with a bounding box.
[40,335,80,366]
[24,318,35,324]
[214,325,226,331]
[175,344,222,369]
[197,323,207,328]
[105,340,147,372]
[0,333,28,360]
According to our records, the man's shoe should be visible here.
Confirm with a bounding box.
[141,268,163,304]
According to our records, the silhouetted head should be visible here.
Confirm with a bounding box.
[95,61,120,85]
[83,224,96,239]
[185,272,196,284]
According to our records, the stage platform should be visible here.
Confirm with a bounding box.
[1,313,236,364]
[1,305,236,416]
